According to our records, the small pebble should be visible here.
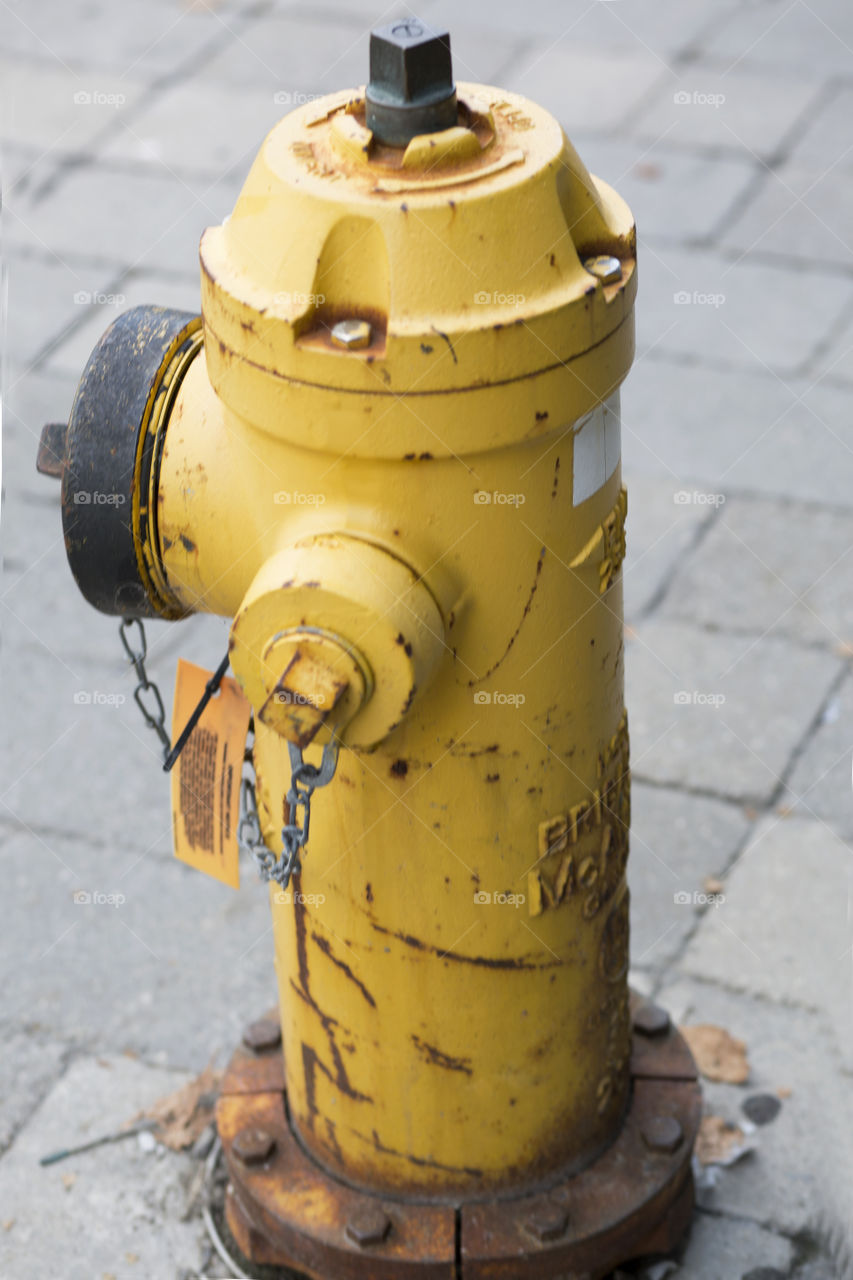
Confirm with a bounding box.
[742,1093,782,1126]
[137,1130,157,1154]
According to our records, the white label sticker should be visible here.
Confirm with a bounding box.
[572,392,621,506]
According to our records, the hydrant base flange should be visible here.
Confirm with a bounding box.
[216,995,700,1280]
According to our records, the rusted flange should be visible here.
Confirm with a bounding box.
[217,994,700,1279]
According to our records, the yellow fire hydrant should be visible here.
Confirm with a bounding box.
[42,19,699,1277]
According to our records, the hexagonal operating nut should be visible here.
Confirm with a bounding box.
[366,18,457,146]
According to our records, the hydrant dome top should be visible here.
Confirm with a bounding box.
[199,83,636,445]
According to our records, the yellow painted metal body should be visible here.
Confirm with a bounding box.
[151,82,636,1198]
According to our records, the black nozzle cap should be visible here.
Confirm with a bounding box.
[366,18,457,147]
[61,305,201,619]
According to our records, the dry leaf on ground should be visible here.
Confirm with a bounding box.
[137,1063,221,1151]
[695,1114,753,1166]
[681,1023,749,1084]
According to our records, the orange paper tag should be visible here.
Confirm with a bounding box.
[170,659,251,888]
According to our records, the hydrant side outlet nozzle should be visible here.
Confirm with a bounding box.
[60,306,202,620]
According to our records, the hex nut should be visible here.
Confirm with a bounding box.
[632,1002,671,1038]
[583,254,623,285]
[242,1017,282,1053]
[232,1127,277,1166]
[641,1115,684,1155]
[345,1205,393,1248]
[523,1197,570,1243]
[330,319,373,350]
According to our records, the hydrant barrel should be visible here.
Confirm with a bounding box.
[45,22,702,1275]
[147,74,637,1195]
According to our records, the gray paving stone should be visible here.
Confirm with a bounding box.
[789,84,853,176]
[101,77,289,178]
[622,471,715,620]
[0,146,60,200]
[501,44,666,134]
[705,0,853,79]
[660,493,853,649]
[624,358,853,509]
[695,1076,819,1239]
[43,271,201,378]
[3,367,77,500]
[632,61,821,160]
[3,250,122,373]
[428,0,717,52]
[575,136,755,244]
[783,668,853,839]
[0,0,249,77]
[628,781,752,974]
[0,605,231,852]
[200,9,520,97]
[5,163,239,277]
[0,1033,67,1154]
[679,815,853,1065]
[0,823,275,1066]
[677,1213,793,1278]
[655,977,852,1269]
[635,244,853,375]
[721,162,853,269]
[812,306,853,385]
[0,1056,206,1280]
[625,618,843,802]
[0,55,145,153]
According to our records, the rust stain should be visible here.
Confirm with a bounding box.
[311,931,376,1008]
[369,1128,483,1178]
[370,922,562,970]
[412,1035,473,1076]
[430,324,458,365]
[292,875,373,1129]
[390,759,409,779]
[401,684,417,716]
[469,545,546,685]
[179,534,196,552]
[395,632,414,657]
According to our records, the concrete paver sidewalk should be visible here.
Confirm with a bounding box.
[2,1,851,1276]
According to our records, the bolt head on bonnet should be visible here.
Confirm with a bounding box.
[330,318,373,351]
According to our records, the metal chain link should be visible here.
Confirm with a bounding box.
[119,618,171,763]
[120,620,340,891]
[237,727,339,890]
